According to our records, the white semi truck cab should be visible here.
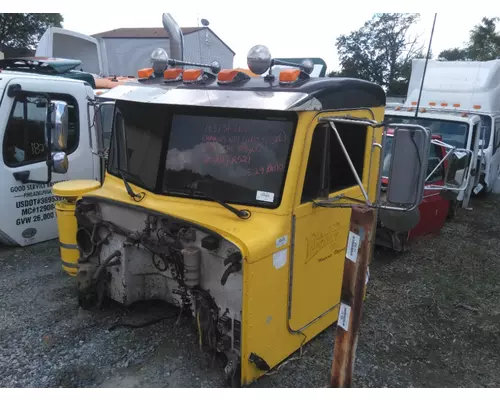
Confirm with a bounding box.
[385,59,500,203]
[0,67,109,246]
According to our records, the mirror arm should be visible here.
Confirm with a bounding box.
[328,121,371,204]
[425,151,451,182]
[377,203,419,212]
[319,116,382,128]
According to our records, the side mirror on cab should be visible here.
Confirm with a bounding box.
[48,100,70,174]
[384,125,431,208]
[375,125,431,232]
[444,149,471,188]
[50,101,69,151]
[94,101,116,159]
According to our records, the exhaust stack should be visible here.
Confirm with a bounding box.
[162,13,184,62]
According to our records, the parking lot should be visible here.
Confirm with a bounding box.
[1,194,499,388]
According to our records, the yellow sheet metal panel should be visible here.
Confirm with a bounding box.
[240,108,384,385]
[65,105,385,385]
[52,180,101,198]
[55,200,79,276]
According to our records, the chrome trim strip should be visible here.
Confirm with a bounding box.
[59,242,79,249]
[101,85,320,111]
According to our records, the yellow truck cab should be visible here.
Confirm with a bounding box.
[51,13,432,387]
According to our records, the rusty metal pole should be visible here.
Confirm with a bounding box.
[330,205,376,388]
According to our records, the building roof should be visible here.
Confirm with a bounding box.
[92,27,203,39]
[92,26,235,55]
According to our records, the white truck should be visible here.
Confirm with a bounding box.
[0,64,110,246]
[385,59,500,208]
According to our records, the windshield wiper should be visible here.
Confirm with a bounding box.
[184,179,251,220]
[118,171,145,202]
[192,189,251,219]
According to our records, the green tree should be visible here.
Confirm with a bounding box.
[327,70,342,77]
[438,17,500,61]
[437,47,469,61]
[335,13,423,96]
[0,13,63,49]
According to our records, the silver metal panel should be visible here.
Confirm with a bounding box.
[100,85,170,101]
[288,97,323,111]
[102,84,318,111]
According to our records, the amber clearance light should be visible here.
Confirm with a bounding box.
[217,69,250,84]
[183,69,204,83]
[137,68,154,79]
[164,68,183,82]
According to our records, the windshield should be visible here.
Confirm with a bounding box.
[107,101,297,208]
[384,116,469,148]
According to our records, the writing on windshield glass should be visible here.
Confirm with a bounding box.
[201,127,288,176]
[163,113,296,207]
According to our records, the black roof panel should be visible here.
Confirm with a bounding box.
[131,74,386,110]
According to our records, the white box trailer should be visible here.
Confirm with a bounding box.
[385,59,500,200]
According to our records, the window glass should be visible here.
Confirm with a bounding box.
[3,94,79,167]
[162,114,296,208]
[301,122,367,203]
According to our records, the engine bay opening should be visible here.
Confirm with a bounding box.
[74,197,244,385]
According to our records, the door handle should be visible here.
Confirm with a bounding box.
[13,169,51,185]
[13,171,31,183]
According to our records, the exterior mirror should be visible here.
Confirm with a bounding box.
[384,125,431,207]
[50,100,69,151]
[94,101,115,159]
[52,152,69,174]
[443,149,472,190]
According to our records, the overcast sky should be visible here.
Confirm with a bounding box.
[13,3,499,72]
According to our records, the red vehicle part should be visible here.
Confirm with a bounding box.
[376,130,450,251]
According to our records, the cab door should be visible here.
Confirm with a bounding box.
[0,78,97,246]
[289,113,374,332]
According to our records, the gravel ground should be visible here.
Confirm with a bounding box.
[1,194,499,388]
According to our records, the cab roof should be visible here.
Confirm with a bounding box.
[385,108,476,124]
[101,74,386,112]
[0,57,96,88]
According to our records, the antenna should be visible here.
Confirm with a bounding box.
[415,13,437,118]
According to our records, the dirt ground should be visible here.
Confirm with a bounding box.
[1,194,499,388]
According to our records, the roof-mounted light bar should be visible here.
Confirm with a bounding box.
[137,47,221,83]
[246,44,314,83]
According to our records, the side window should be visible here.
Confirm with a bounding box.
[494,119,500,152]
[426,143,444,183]
[301,122,367,203]
[2,94,79,167]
